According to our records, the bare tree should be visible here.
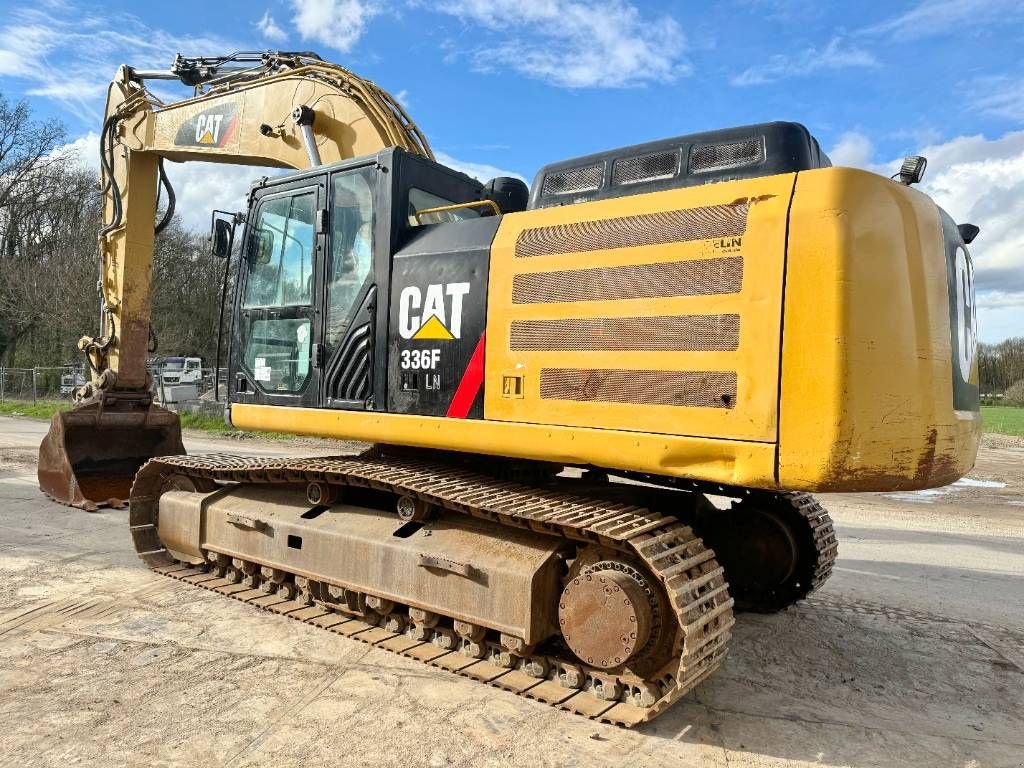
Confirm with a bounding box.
[0,93,230,369]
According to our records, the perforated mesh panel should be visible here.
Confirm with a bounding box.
[510,315,739,352]
[690,138,764,174]
[612,150,680,186]
[512,256,743,304]
[540,368,737,409]
[540,164,604,197]
[515,202,750,258]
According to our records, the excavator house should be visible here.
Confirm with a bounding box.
[37,52,981,726]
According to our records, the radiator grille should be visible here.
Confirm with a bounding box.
[612,150,680,186]
[510,315,739,352]
[540,368,737,409]
[512,256,743,304]
[540,164,604,197]
[690,138,764,174]
[515,201,750,258]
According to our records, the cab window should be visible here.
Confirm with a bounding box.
[327,168,376,345]
[408,187,481,227]
[243,193,316,308]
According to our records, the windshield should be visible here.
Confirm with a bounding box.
[163,359,184,370]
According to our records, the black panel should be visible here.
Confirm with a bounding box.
[939,208,979,412]
[388,217,499,417]
[528,121,830,209]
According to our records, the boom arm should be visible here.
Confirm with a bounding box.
[86,51,431,392]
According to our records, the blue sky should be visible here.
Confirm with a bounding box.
[1,0,1023,340]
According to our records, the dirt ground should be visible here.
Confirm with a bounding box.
[0,415,1021,768]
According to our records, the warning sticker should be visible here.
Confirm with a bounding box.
[254,356,271,382]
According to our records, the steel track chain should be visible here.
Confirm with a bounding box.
[129,453,735,727]
[782,491,838,597]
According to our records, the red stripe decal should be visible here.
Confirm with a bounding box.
[446,333,486,418]
[217,116,239,148]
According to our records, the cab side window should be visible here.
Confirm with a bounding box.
[326,167,376,346]
[407,187,481,227]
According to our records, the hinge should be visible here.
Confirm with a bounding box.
[315,209,328,234]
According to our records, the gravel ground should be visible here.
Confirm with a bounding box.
[0,416,1021,768]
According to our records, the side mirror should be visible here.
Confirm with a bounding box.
[211,218,233,258]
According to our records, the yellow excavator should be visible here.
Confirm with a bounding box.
[37,51,981,726]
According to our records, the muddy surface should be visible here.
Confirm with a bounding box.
[0,416,1021,767]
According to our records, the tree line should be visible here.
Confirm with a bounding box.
[0,94,229,370]
[978,338,1024,402]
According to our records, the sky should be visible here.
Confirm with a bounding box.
[0,0,1022,341]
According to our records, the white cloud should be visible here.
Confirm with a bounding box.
[55,133,273,232]
[828,131,875,168]
[909,132,1024,298]
[434,151,525,183]
[862,0,1023,40]
[394,89,410,109]
[291,0,383,53]
[0,7,237,123]
[832,130,1024,339]
[162,161,267,232]
[430,0,687,88]
[731,37,878,86]
[257,10,288,43]
[977,291,1024,310]
[0,24,57,77]
[51,131,100,170]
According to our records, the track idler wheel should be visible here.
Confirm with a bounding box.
[697,492,836,613]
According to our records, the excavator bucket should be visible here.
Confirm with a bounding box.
[38,402,185,511]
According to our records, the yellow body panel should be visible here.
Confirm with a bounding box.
[778,168,980,490]
[230,404,778,487]
[484,174,796,442]
[233,167,980,493]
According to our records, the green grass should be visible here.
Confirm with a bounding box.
[0,398,288,440]
[177,410,291,440]
[981,405,1024,437]
[0,399,69,420]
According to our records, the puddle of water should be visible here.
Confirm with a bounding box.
[883,476,1007,504]
[885,489,948,504]
[953,477,1007,489]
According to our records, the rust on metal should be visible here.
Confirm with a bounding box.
[558,569,653,669]
[128,452,739,726]
[38,399,184,511]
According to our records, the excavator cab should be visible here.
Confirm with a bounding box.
[226,147,494,416]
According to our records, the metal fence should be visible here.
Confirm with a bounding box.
[0,364,227,404]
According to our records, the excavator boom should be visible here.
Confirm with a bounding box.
[39,51,430,509]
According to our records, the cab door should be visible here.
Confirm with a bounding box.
[321,163,382,409]
[232,181,325,408]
